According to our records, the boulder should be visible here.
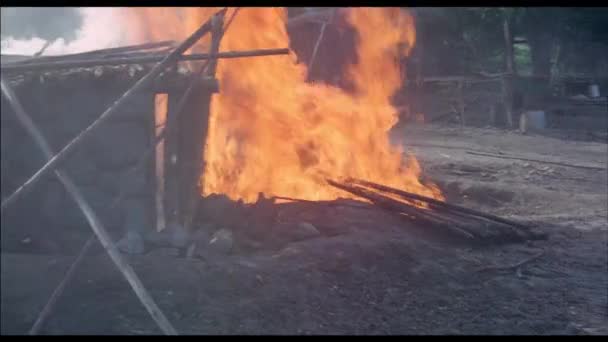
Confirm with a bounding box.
[291,222,321,241]
[208,228,234,254]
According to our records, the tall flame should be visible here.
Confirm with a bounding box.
[125,7,443,203]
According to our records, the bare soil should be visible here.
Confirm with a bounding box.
[2,123,607,335]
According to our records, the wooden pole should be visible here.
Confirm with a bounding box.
[502,15,515,129]
[28,236,95,335]
[308,21,328,75]
[349,178,534,231]
[1,8,227,213]
[1,48,290,73]
[12,41,176,65]
[182,13,225,229]
[1,77,178,335]
[458,80,466,126]
[326,179,478,240]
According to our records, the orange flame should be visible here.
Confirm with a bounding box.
[125,7,443,204]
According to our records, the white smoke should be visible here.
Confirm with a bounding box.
[1,8,126,56]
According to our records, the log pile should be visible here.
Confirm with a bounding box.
[327,178,546,244]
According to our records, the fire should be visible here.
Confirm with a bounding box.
[125,7,444,203]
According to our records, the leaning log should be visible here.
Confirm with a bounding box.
[1,48,290,74]
[1,8,227,213]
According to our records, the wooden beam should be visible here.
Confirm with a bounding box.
[11,41,176,65]
[1,48,290,74]
[180,13,225,230]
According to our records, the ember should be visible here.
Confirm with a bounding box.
[125,7,443,204]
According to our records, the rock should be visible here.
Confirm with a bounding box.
[145,222,193,249]
[117,231,145,255]
[291,222,321,241]
[198,194,244,228]
[208,228,234,254]
[167,222,191,248]
[123,199,150,235]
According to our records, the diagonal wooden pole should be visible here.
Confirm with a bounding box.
[1,77,178,335]
[28,236,96,335]
[308,9,335,76]
[1,8,227,214]
[28,55,216,335]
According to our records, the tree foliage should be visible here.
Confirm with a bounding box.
[412,7,608,76]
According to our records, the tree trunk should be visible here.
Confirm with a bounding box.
[528,32,553,77]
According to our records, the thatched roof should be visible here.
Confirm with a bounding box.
[1,41,219,92]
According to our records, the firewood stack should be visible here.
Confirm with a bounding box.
[327,178,546,244]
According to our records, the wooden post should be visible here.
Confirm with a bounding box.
[502,15,515,129]
[181,13,225,230]
[154,94,169,232]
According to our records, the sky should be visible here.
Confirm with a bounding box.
[1,8,125,56]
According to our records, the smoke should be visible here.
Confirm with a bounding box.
[1,8,126,56]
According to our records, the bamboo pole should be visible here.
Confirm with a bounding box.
[1,48,290,73]
[182,13,225,229]
[28,236,96,335]
[349,178,533,231]
[326,179,478,240]
[1,77,178,335]
[1,8,227,213]
[308,20,328,74]
[502,15,516,129]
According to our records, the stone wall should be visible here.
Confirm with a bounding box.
[1,75,156,254]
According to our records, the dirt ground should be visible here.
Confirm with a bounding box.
[1,123,607,335]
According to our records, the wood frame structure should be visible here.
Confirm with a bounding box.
[0,8,290,335]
